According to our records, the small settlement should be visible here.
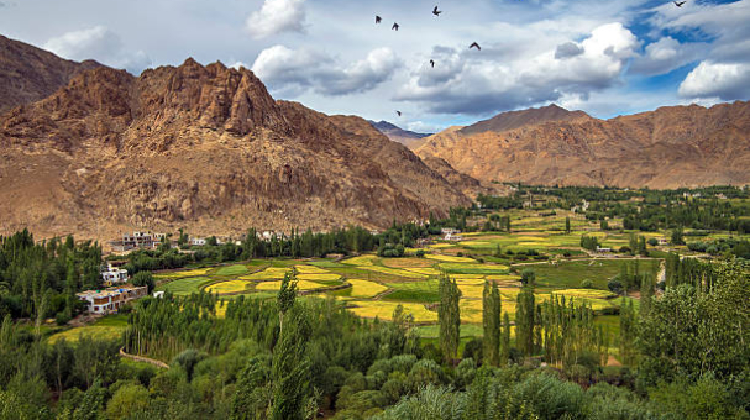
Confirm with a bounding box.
[77,285,148,315]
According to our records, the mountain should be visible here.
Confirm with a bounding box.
[0,34,102,114]
[415,102,750,189]
[0,55,480,241]
[369,120,433,148]
[459,104,590,135]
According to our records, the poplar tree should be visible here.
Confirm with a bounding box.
[482,281,501,366]
[439,272,461,366]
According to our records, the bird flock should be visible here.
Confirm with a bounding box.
[376,4,481,117]
[378,2,689,118]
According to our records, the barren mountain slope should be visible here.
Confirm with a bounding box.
[0,58,474,241]
[0,34,102,114]
[416,102,750,188]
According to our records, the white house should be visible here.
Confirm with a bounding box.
[445,231,463,242]
[77,285,148,315]
[101,262,129,285]
[190,237,207,246]
[596,247,612,253]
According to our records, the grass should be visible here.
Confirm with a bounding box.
[385,280,440,302]
[155,277,213,295]
[308,261,346,268]
[412,324,485,338]
[215,264,250,276]
[438,263,509,274]
[530,259,660,290]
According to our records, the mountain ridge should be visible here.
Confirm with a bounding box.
[415,101,750,188]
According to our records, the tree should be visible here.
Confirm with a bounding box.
[565,217,571,233]
[105,383,150,420]
[270,305,313,420]
[482,281,501,367]
[438,273,461,366]
[520,269,536,286]
[671,227,685,246]
[516,281,536,356]
[619,299,637,366]
[277,269,298,338]
[131,272,154,293]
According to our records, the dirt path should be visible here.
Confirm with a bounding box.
[119,347,169,369]
[372,288,396,301]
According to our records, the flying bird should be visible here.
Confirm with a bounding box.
[430,59,435,68]
[673,1,686,6]
[392,22,399,31]
[396,111,403,117]
[432,5,442,16]
[469,42,481,51]
[376,15,382,24]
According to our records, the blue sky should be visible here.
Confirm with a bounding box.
[1,0,749,131]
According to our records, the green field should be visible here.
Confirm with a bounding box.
[48,314,128,344]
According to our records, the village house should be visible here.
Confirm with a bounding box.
[657,237,669,246]
[77,285,148,315]
[445,231,463,242]
[109,231,164,252]
[101,261,129,285]
[190,237,207,246]
[596,247,612,253]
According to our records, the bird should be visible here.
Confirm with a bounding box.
[430,59,435,68]
[469,42,481,51]
[432,5,442,16]
[392,22,399,31]
[396,111,403,117]
[673,1,686,6]
[376,15,382,24]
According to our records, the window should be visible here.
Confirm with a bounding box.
[94,306,99,311]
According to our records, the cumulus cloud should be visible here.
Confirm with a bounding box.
[245,0,305,39]
[630,37,706,75]
[43,26,150,74]
[555,42,584,59]
[252,46,401,97]
[396,22,640,115]
[678,61,750,100]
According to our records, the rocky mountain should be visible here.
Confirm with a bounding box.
[415,102,750,189]
[459,104,590,135]
[0,55,481,241]
[0,34,102,114]
[369,120,433,148]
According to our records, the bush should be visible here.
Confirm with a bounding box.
[580,279,593,289]
[608,278,623,295]
[521,269,536,286]
[55,312,71,326]
[648,238,658,247]
[619,246,632,254]
[415,250,425,258]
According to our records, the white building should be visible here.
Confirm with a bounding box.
[190,237,207,246]
[445,231,463,242]
[101,262,129,285]
[77,285,148,315]
[596,247,612,253]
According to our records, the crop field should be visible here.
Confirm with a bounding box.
[155,276,213,295]
[205,280,253,294]
[48,315,128,344]
[154,267,212,279]
[346,279,388,298]
[347,301,437,322]
[256,279,333,291]
[214,264,250,276]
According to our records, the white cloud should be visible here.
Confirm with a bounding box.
[396,22,640,115]
[252,46,401,97]
[678,61,750,100]
[630,37,706,75]
[245,0,305,39]
[43,26,150,74]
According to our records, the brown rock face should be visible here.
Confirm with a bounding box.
[416,102,750,189]
[0,58,475,241]
[369,120,433,149]
[0,35,102,114]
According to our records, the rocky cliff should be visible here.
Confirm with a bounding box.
[0,34,102,114]
[416,102,750,189]
[0,57,477,241]
[369,120,433,148]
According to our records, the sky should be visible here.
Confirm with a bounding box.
[1,0,749,132]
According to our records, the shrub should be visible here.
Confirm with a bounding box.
[580,279,594,289]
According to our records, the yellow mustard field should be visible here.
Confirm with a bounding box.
[347,279,389,298]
